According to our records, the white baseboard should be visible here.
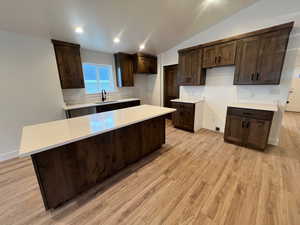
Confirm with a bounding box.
[0,150,18,162]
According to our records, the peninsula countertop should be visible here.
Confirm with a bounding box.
[228,103,278,112]
[19,105,176,157]
[64,98,140,111]
[171,98,204,104]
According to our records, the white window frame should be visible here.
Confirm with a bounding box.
[82,63,115,94]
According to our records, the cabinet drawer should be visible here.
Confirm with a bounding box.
[172,102,194,110]
[227,107,274,121]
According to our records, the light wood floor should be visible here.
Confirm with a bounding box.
[1,112,300,225]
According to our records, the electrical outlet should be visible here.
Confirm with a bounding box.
[215,127,220,132]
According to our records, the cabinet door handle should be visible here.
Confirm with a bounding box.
[241,121,245,128]
[218,56,221,64]
[246,121,250,128]
[256,72,260,80]
[251,73,254,81]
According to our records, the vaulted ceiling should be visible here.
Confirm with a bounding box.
[0,0,259,54]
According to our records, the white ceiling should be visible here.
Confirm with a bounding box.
[0,0,259,54]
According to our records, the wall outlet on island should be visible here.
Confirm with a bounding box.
[215,127,220,132]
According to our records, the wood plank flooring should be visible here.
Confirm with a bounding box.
[0,112,300,225]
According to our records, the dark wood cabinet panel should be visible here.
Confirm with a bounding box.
[141,117,165,156]
[178,48,206,86]
[244,119,271,150]
[202,46,217,68]
[172,102,195,132]
[234,29,291,85]
[255,29,291,84]
[52,40,84,89]
[224,115,246,145]
[32,115,166,209]
[133,53,157,74]
[234,37,260,84]
[202,41,236,68]
[217,41,237,66]
[179,22,293,86]
[224,107,274,150]
[114,52,134,87]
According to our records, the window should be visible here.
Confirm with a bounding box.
[83,63,115,94]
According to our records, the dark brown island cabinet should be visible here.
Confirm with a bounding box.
[19,105,175,210]
[224,107,275,150]
[177,22,294,86]
[52,40,85,89]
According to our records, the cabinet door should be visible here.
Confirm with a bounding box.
[244,119,271,150]
[217,41,237,66]
[224,115,245,145]
[234,37,260,85]
[255,29,290,84]
[178,48,205,86]
[203,46,217,68]
[53,42,84,89]
[114,53,134,87]
[178,51,193,85]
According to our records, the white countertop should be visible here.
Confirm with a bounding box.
[228,103,278,112]
[171,98,204,104]
[19,105,175,157]
[64,98,140,110]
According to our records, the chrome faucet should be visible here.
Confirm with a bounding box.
[101,89,107,102]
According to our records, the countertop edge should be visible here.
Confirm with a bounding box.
[19,107,175,158]
[227,104,278,112]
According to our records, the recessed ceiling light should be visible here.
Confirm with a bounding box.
[139,44,145,51]
[75,27,84,34]
[113,37,120,43]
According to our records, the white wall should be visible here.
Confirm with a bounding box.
[62,49,153,104]
[154,0,300,145]
[0,30,65,161]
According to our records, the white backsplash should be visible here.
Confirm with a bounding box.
[62,88,136,105]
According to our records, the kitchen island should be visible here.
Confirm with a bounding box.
[19,105,175,209]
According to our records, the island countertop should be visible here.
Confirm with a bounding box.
[19,105,175,157]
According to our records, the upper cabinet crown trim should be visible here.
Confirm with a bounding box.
[178,22,294,53]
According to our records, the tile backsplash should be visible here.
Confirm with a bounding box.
[62,88,136,105]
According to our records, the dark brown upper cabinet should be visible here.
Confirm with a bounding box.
[234,28,291,85]
[234,37,260,84]
[202,41,236,68]
[52,40,84,89]
[178,22,294,86]
[133,53,157,74]
[114,52,134,87]
[178,48,206,86]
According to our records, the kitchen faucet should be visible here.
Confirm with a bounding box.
[101,89,107,102]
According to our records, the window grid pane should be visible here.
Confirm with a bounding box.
[83,63,114,93]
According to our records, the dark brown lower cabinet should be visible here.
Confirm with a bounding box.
[31,116,166,210]
[66,100,140,118]
[172,102,195,132]
[224,107,274,150]
[96,100,140,113]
